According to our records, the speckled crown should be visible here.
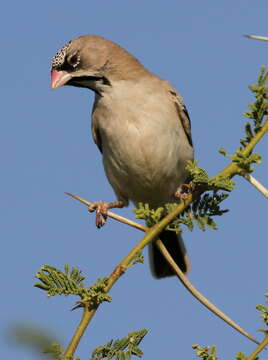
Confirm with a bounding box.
[51,41,72,69]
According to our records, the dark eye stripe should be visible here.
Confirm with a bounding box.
[68,54,80,68]
[51,40,72,69]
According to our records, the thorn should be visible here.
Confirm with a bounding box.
[71,301,85,311]
[65,192,91,206]
[243,34,268,42]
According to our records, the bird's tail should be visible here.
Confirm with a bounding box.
[149,230,191,278]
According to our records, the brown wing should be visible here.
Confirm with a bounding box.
[91,97,103,153]
[166,82,193,147]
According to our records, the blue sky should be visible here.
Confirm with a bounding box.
[1,1,268,359]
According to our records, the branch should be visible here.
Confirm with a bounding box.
[155,239,258,345]
[65,193,145,232]
[65,193,259,347]
[63,195,171,358]
[241,173,268,198]
[245,332,268,360]
[219,117,268,179]
[244,34,268,42]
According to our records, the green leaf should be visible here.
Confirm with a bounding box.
[192,344,218,360]
[129,251,144,267]
[91,329,148,360]
[218,148,227,156]
[43,343,65,359]
[34,265,111,309]
[256,300,268,326]
[34,265,86,297]
[241,66,268,148]
[236,352,247,360]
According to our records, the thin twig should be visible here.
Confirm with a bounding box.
[65,192,259,345]
[244,34,268,42]
[65,193,145,231]
[156,239,259,344]
[240,174,268,198]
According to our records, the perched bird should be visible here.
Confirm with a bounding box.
[51,35,194,278]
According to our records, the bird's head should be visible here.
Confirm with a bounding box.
[51,35,147,92]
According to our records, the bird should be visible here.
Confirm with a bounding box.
[51,35,194,278]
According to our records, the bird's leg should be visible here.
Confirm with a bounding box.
[88,200,125,228]
[175,183,195,201]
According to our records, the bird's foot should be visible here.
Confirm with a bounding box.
[88,200,125,228]
[175,183,195,201]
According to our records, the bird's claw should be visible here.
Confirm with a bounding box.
[175,183,195,201]
[88,200,125,228]
[88,201,108,228]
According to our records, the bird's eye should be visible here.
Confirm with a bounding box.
[68,54,80,68]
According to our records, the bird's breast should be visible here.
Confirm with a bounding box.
[92,83,193,206]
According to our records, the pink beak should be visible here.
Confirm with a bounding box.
[51,69,72,89]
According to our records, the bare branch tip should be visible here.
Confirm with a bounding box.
[243,34,268,42]
[65,192,75,198]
